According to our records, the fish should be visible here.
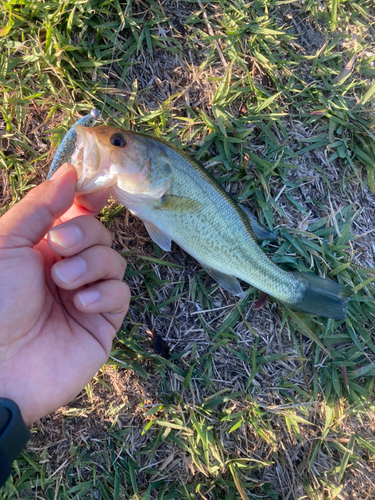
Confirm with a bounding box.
[47,109,100,179]
[68,124,352,319]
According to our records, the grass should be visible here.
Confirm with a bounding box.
[1,0,375,498]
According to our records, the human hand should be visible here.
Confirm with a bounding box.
[0,164,130,426]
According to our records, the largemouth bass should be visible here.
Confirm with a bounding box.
[69,124,352,319]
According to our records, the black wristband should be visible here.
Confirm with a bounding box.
[0,399,30,488]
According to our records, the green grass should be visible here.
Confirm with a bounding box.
[1,0,375,498]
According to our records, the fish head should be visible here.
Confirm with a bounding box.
[72,125,172,202]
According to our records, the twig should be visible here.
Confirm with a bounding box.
[196,0,227,66]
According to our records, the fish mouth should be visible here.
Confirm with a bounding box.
[71,125,117,194]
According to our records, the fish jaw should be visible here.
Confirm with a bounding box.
[72,125,118,194]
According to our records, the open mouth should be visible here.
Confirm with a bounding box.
[70,131,84,179]
[71,126,117,194]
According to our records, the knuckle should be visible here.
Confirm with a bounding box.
[92,246,123,279]
[89,217,112,246]
[105,248,126,278]
[105,228,113,246]
[76,215,112,246]
[84,246,126,280]
[95,245,114,263]
[115,281,131,311]
[118,254,127,276]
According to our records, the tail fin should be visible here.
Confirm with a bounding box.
[286,273,352,320]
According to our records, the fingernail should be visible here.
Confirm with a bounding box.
[78,289,101,306]
[49,224,83,249]
[54,257,87,284]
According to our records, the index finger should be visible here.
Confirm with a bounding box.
[60,189,110,223]
[58,164,110,222]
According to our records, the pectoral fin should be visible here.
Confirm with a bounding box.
[239,204,277,240]
[154,195,202,213]
[202,264,245,298]
[144,221,172,251]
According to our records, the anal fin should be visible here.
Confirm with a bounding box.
[202,264,245,298]
[144,221,172,251]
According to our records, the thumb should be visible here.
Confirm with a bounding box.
[0,164,78,249]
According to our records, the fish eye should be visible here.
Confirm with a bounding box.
[110,133,126,148]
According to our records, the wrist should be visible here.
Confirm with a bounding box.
[0,398,30,487]
[0,391,33,427]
